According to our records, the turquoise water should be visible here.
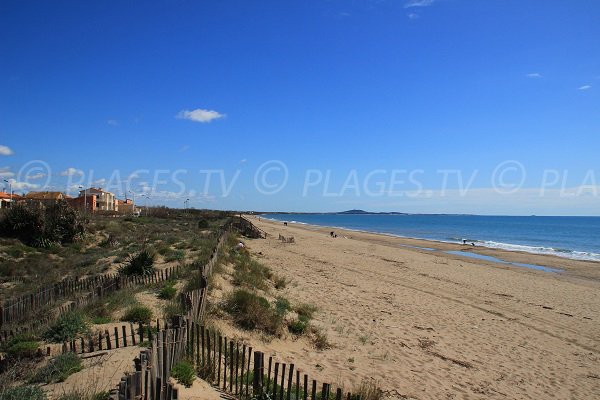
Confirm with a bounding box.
[262,214,600,262]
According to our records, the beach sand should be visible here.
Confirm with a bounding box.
[229,216,600,399]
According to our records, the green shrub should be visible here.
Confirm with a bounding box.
[197,219,209,229]
[232,255,272,291]
[30,352,82,383]
[119,249,155,276]
[121,305,153,324]
[274,297,291,316]
[2,334,40,359]
[162,302,185,319]
[55,390,110,400]
[91,315,112,324]
[0,385,47,400]
[288,319,308,335]
[171,360,195,387]
[165,249,185,262]
[7,340,40,359]
[223,289,282,334]
[0,201,85,247]
[43,311,89,343]
[158,282,177,300]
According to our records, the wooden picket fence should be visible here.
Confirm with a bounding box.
[0,265,183,343]
[108,222,361,400]
[109,317,359,400]
[108,229,230,400]
[0,266,180,332]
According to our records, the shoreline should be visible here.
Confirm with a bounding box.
[259,214,600,262]
[251,215,600,282]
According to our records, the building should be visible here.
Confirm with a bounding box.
[0,191,16,209]
[23,191,67,206]
[76,188,118,212]
[117,198,136,214]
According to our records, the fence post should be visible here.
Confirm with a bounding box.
[253,351,264,397]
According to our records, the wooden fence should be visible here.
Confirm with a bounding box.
[0,265,183,343]
[108,222,361,400]
[108,229,230,400]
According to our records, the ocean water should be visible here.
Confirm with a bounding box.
[262,214,600,262]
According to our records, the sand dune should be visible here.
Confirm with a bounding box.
[235,217,600,399]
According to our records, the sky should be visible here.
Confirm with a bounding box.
[1,0,599,215]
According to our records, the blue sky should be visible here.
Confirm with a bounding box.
[1,0,599,215]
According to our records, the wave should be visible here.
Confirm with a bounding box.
[475,240,600,262]
[260,214,600,262]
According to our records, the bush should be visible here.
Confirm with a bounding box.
[158,282,177,300]
[272,274,288,290]
[310,327,331,350]
[171,360,195,387]
[162,302,185,319]
[275,297,291,316]
[2,334,40,359]
[119,249,155,276]
[197,219,209,229]
[0,385,47,400]
[30,352,82,383]
[56,390,110,400]
[7,340,40,359]
[288,319,308,335]
[223,289,282,334]
[121,305,153,324]
[164,249,185,263]
[295,303,317,320]
[0,201,85,247]
[43,311,89,343]
[231,255,272,291]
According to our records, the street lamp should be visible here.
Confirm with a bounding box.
[3,179,12,203]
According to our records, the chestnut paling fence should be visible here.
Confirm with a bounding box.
[109,220,362,400]
[0,265,184,343]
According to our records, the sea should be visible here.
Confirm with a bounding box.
[262,214,600,262]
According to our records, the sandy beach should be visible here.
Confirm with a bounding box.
[224,216,600,399]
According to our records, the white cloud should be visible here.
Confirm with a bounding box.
[526,73,542,78]
[0,145,14,156]
[180,145,191,152]
[404,0,434,8]
[0,170,15,178]
[27,172,46,180]
[407,13,420,19]
[578,85,591,90]
[240,159,247,164]
[107,119,119,126]
[176,108,225,123]
[60,167,84,177]
[11,181,40,190]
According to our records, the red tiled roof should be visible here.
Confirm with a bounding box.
[24,191,65,200]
